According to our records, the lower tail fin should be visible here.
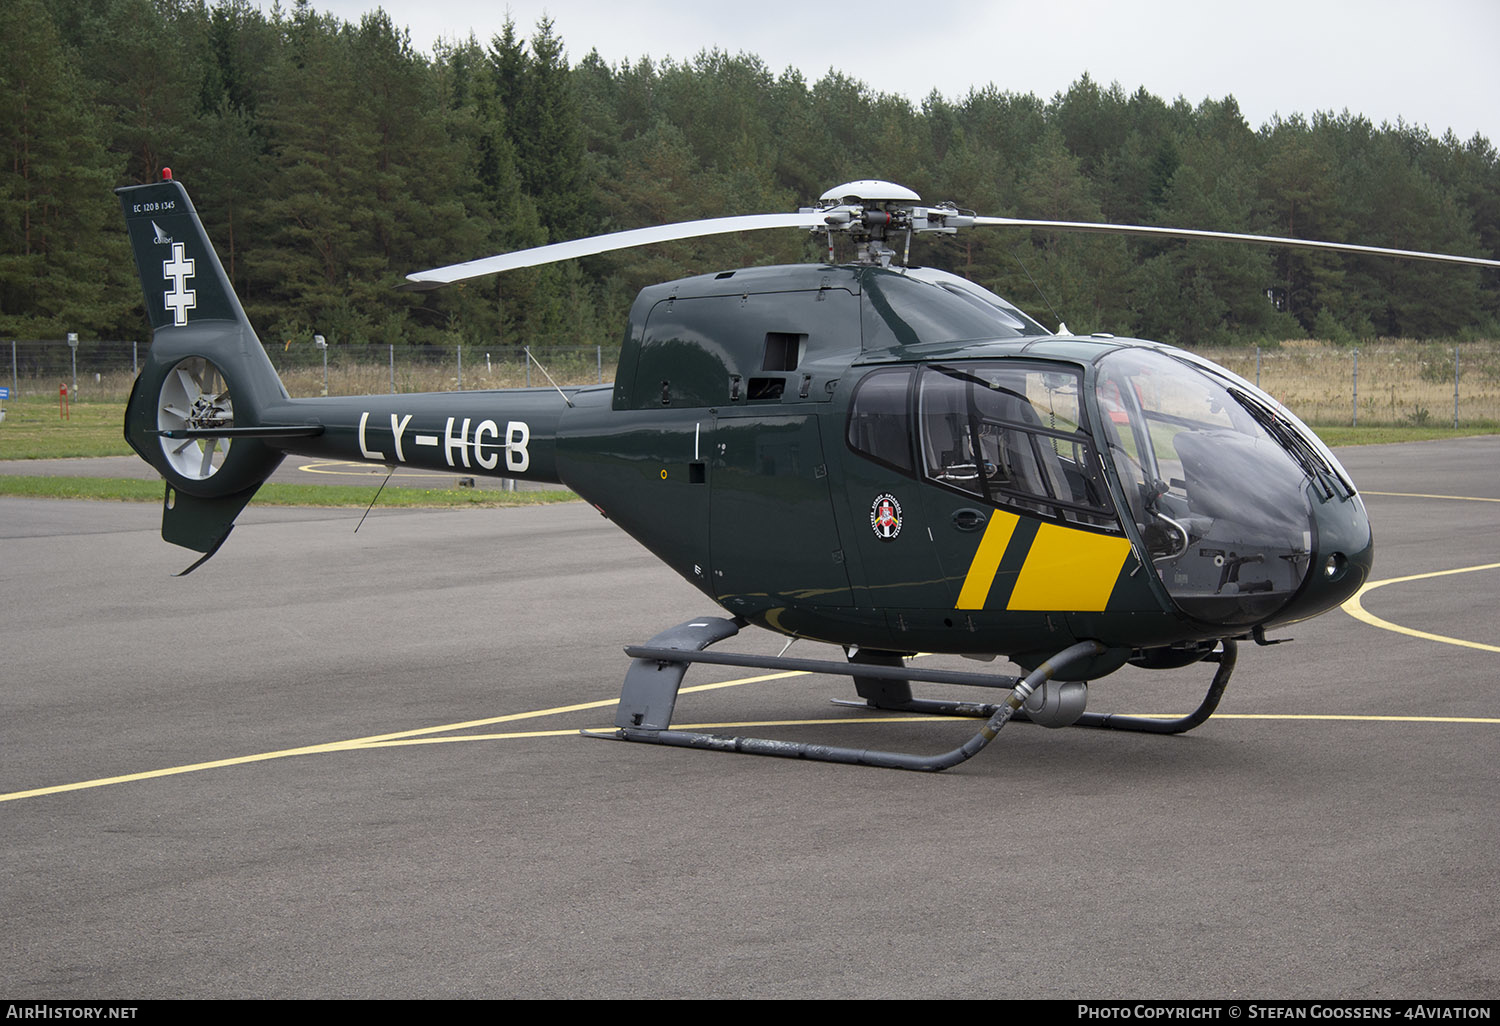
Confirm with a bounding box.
[117,177,295,557]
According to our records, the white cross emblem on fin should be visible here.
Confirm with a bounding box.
[162,242,196,326]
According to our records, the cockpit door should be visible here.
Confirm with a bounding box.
[910,362,1144,621]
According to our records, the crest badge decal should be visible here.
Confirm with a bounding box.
[869,493,903,541]
[162,242,196,326]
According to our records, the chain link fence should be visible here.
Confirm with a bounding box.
[1200,341,1500,427]
[4,340,618,404]
[7,337,1500,427]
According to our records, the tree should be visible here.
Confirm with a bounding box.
[496,16,588,242]
[74,0,205,185]
[0,0,129,338]
[1010,127,1132,333]
[1259,114,1351,333]
[6,7,1496,349]
[1344,125,1484,337]
[1131,138,1290,345]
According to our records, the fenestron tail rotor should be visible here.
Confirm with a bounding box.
[157,356,234,481]
[405,178,1500,288]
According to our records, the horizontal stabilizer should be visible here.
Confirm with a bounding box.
[155,425,325,440]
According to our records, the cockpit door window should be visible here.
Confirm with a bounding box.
[917,363,1117,530]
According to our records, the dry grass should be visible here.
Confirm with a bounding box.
[272,347,614,398]
[1198,340,1500,426]
[4,344,615,403]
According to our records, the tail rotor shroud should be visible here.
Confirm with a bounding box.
[157,356,234,482]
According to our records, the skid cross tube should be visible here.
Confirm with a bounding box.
[584,615,1109,771]
[622,645,1030,690]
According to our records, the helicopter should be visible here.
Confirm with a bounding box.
[116,175,1499,771]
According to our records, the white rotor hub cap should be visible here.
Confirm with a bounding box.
[819,180,922,206]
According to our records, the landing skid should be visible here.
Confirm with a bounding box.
[838,640,1236,736]
[582,617,1237,771]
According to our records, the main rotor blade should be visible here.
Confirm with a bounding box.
[973,217,1500,269]
[404,211,834,289]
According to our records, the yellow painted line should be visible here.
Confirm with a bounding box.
[680,670,806,692]
[362,729,587,745]
[8,663,1496,803]
[956,511,1019,609]
[1213,714,1500,723]
[1363,490,1500,503]
[1342,562,1500,652]
[0,738,387,803]
[296,460,438,478]
[295,462,423,480]
[0,669,810,803]
[362,712,1500,742]
[366,716,959,744]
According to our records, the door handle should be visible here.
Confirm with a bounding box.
[952,508,987,532]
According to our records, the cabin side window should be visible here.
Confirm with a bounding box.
[846,368,915,475]
[917,363,1117,529]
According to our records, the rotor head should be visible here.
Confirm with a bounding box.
[807,181,976,267]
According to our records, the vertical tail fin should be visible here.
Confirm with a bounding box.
[118,177,254,333]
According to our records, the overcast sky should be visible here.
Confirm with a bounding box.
[302,0,1499,147]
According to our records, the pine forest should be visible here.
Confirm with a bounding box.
[4,0,1498,353]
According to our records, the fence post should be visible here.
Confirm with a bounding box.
[1454,344,1460,429]
[457,344,463,390]
[525,352,531,389]
[1351,349,1359,428]
[132,340,138,376]
[314,334,328,396]
[389,344,395,394]
[10,340,15,397]
[1255,346,1261,388]
[597,344,603,384]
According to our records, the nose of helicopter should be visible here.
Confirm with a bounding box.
[1265,486,1374,628]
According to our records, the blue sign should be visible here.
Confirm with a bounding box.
[0,386,9,399]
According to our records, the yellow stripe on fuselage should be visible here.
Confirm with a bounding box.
[1007,522,1132,611]
[955,511,1021,609]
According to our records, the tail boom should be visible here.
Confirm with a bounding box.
[248,390,573,484]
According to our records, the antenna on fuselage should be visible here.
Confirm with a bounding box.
[526,346,575,408]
